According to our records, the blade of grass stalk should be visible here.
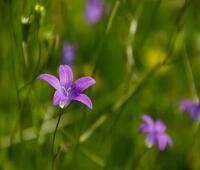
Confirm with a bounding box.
[182,42,200,158]
[61,130,105,167]
[81,147,105,167]
[183,44,199,102]
[105,0,120,33]
[131,147,149,170]
[79,114,107,143]
[91,0,122,77]
[8,0,25,144]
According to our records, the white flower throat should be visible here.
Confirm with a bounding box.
[61,86,72,97]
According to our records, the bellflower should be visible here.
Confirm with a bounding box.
[139,114,173,151]
[180,99,200,121]
[85,0,104,24]
[37,65,96,109]
[62,42,76,65]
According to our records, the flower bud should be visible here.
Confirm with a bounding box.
[21,16,32,42]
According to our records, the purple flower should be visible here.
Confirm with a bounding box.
[62,42,76,66]
[37,65,96,109]
[139,114,173,151]
[85,0,104,24]
[180,99,200,121]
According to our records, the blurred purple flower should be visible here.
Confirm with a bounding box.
[38,65,96,109]
[85,0,104,24]
[180,99,200,121]
[139,114,173,151]
[62,43,76,65]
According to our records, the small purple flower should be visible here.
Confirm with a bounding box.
[85,0,104,24]
[62,42,76,66]
[139,114,173,151]
[37,65,96,109]
[180,99,200,121]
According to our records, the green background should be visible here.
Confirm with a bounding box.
[0,0,200,169]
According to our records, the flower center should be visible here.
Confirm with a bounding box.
[61,86,72,97]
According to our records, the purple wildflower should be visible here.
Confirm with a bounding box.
[180,99,200,121]
[85,0,104,24]
[37,65,96,109]
[62,42,76,66]
[139,114,173,151]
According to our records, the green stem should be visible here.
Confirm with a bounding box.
[183,44,199,102]
[52,109,63,170]
[132,148,149,170]
[105,0,120,33]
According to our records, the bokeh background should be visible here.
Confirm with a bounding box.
[0,0,200,169]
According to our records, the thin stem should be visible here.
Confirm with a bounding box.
[91,0,121,77]
[183,44,200,154]
[105,0,120,33]
[32,21,42,79]
[8,0,23,143]
[132,148,149,170]
[192,122,200,144]
[183,44,199,102]
[52,109,63,170]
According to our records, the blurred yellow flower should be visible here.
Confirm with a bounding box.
[144,48,166,69]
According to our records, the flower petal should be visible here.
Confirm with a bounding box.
[75,76,96,92]
[139,124,151,133]
[62,43,76,66]
[145,133,156,148]
[59,65,73,86]
[52,91,62,106]
[59,97,71,108]
[157,134,168,151]
[180,99,193,112]
[155,120,166,133]
[166,134,173,147]
[37,74,61,90]
[71,93,93,109]
[141,114,154,132]
[187,104,200,120]
[85,0,104,24]
[180,99,200,120]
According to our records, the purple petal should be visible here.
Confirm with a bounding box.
[75,76,96,92]
[157,134,168,151]
[180,99,193,112]
[53,91,62,106]
[59,97,71,108]
[188,104,200,120]
[53,91,70,108]
[139,124,152,133]
[155,120,166,133]
[166,134,173,147]
[59,65,73,86]
[145,133,156,148]
[62,43,76,65]
[85,0,104,24]
[141,114,154,132]
[180,99,200,121]
[37,74,61,90]
[71,93,93,109]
